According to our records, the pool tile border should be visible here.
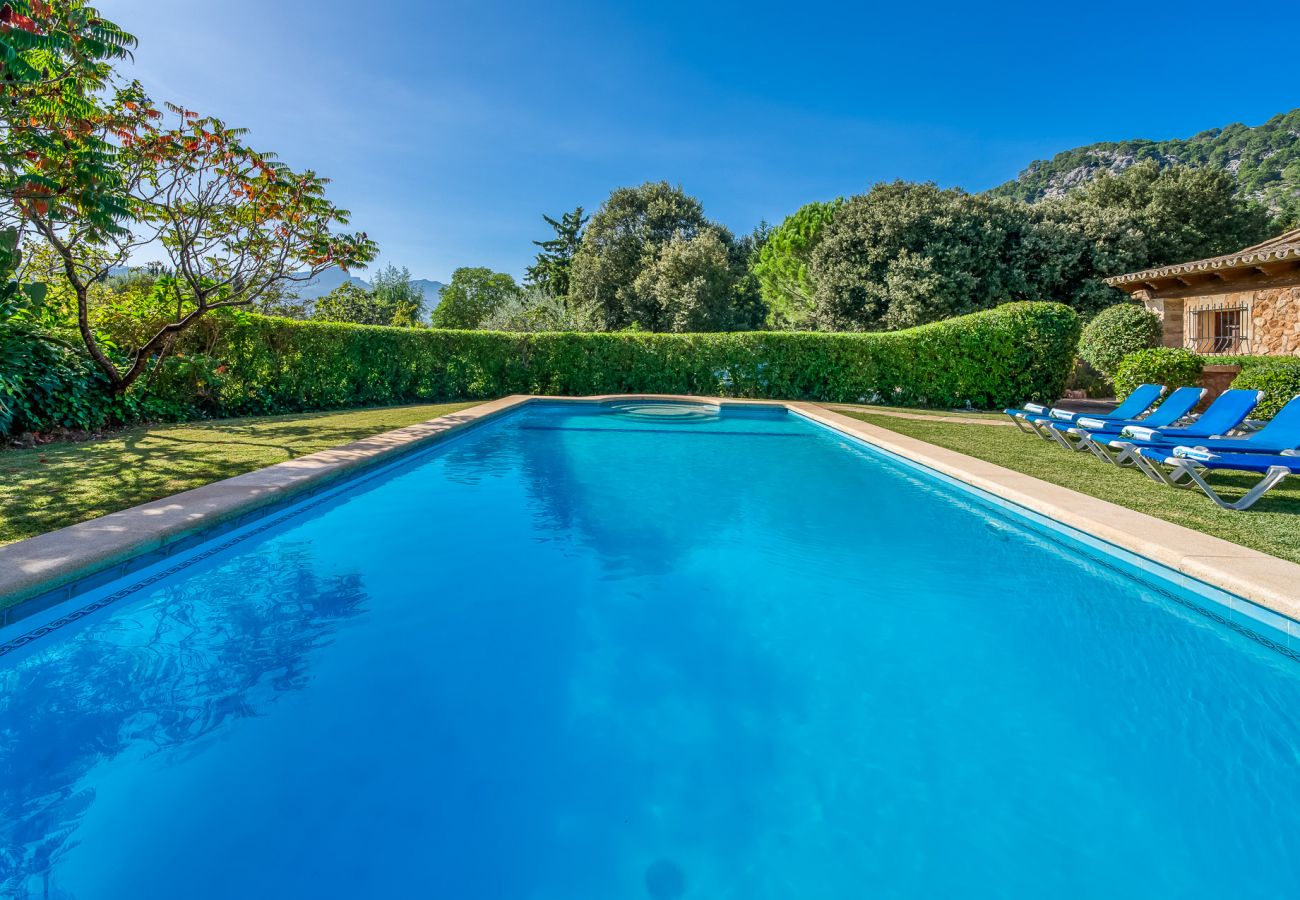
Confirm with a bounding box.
[3,394,1299,634]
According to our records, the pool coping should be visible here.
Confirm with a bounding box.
[3,394,1299,627]
[791,403,1300,620]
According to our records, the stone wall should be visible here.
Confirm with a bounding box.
[1154,286,1300,356]
[1198,364,1241,408]
[1249,286,1300,355]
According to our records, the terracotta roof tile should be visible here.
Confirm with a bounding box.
[1106,228,1300,287]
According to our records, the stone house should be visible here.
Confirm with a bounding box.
[1107,228,1300,357]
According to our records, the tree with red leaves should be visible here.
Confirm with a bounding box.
[24,88,378,393]
[0,1,135,313]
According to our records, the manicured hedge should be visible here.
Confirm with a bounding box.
[166,301,1079,414]
[1112,348,1204,400]
[1227,357,1300,418]
[1077,303,1161,378]
[1111,350,1300,418]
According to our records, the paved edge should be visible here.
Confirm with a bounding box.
[794,403,1300,621]
[3,394,1298,630]
[0,395,536,615]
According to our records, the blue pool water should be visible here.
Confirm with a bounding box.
[3,400,1300,899]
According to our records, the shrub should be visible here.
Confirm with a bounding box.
[1230,359,1300,418]
[160,301,1079,414]
[0,318,108,436]
[1113,348,1204,400]
[1077,303,1162,378]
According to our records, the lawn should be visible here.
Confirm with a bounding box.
[836,410,1300,565]
[0,402,478,546]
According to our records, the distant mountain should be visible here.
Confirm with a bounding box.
[408,279,446,310]
[993,109,1300,226]
[289,267,370,300]
[289,270,447,317]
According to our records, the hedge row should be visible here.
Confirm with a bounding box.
[1226,356,1300,418]
[160,301,1080,416]
[1113,350,1300,419]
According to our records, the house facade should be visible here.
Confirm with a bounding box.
[1107,228,1300,356]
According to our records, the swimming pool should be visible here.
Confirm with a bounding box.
[3,399,1300,898]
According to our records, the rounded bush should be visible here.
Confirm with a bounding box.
[1078,303,1162,378]
[1231,359,1300,418]
[1113,348,1204,400]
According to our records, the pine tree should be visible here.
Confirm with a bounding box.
[525,207,588,297]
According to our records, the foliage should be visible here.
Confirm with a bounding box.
[0,0,137,239]
[631,230,739,332]
[479,287,600,332]
[1229,358,1300,419]
[429,266,521,329]
[569,181,765,332]
[1038,161,1274,283]
[156,302,1078,416]
[754,199,843,328]
[1077,302,1162,378]
[810,182,1035,331]
[1112,348,1204,400]
[525,207,586,297]
[313,281,394,326]
[371,264,425,326]
[0,292,106,436]
[20,88,378,395]
[569,181,710,330]
[807,166,1274,332]
[0,0,135,319]
[993,109,1300,228]
[1062,357,1111,399]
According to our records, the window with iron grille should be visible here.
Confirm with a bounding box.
[1186,302,1251,354]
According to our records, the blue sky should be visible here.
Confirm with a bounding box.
[111,0,1297,283]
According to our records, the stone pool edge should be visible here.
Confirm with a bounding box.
[0,394,785,623]
[3,394,1298,628]
[0,395,538,620]
[793,403,1300,620]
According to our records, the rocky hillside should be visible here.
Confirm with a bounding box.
[993,109,1300,226]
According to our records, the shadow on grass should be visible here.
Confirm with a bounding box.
[0,402,478,545]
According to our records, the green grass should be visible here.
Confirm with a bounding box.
[827,403,1008,420]
[836,410,1300,564]
[0,402,478,546]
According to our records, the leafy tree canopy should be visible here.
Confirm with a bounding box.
[811,182,1034,331]
[313,281,394,326]
[479,287,600,332]
[632,230,737,333]
[0,0,136,316]
[430,266,521,329]
[21,88,378,393]
[525,207,586,298]
[370,264,424,326]
[753,199,843,329]
[809,164,1275,332]
[569,181,765,332]
[569,181,711,330]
